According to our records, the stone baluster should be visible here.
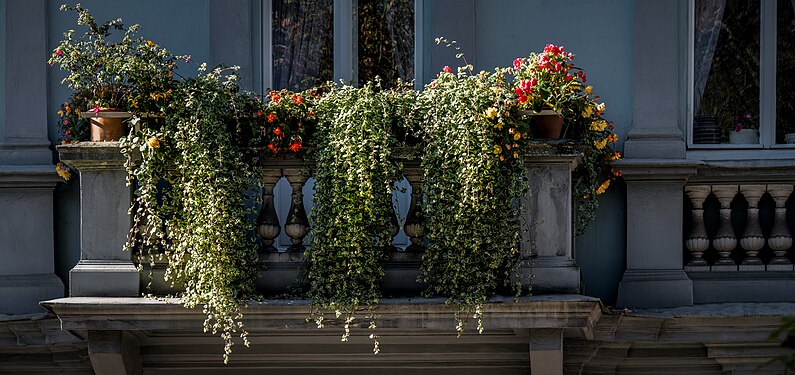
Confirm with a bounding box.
[402,166,425,253]
[684,186,710,270]
[739,185,766,270]
[283,169,310,252]
[256,171,282,253]
[711,185,738,271]
[767,184,793,270]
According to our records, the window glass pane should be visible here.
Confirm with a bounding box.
[358,0,414,86]
[694,0,760,144]
[778,0,795,144]
[272,0,333,91]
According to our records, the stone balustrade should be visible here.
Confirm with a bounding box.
[684,184,794,272]
[58,142,584,298]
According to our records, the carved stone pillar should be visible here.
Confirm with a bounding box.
[402,165,425,253]
[711,185,738,271]
[57,143,139,297]
[767,184,793,270]
[520,146,581,294]
[256,171,282,253]
[684,186,710,270]
[283,169,310,252]
[739,185,766,271]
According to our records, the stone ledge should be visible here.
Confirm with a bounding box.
[41,295,603,336]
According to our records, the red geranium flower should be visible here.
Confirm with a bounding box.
[267,113,276,123]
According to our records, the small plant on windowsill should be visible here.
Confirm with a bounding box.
[728,111,759,144]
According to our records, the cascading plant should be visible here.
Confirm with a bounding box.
[121,65,263,363]
[416,66,529,334]
[306,80,414,352]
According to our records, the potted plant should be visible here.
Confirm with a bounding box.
[729,111,759,144]
[48,4,185,141]
[510,44,587,139]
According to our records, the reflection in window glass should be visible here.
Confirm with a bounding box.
[778,0,795,144]
[358,0,414,86]
[272,0,333,91]
[694,0,760,144]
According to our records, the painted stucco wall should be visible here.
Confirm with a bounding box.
[0,0,5,140]
[48,0,211,283]
[432,0,632,304]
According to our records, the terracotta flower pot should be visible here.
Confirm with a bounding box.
[81,109,131,142]
[531,109,564,139]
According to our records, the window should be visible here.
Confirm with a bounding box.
[689,0,795,148]
[263,0,420,91]
[261,0,420,251]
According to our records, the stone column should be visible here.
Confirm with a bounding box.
[616,1,696,308]
[57,143,139,297]
[739,185,766,270]
[711,185,738,271]
[684,185,710,271]
[767,184,793,270]
[520,147,581,293]
[528,328,563,375]
[0,0,64,313]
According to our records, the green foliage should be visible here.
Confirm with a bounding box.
[417,68,527,333]
[49,4,187,113]
[122,65,261,363]
[307,81,413,350]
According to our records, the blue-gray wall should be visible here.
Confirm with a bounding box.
[0,0,6,140]
[48,0,211,283]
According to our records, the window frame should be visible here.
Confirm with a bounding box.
[686,0,795,154]
[260,0,425,92]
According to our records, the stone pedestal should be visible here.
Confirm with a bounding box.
[617,175,696,308]
[58,143,139,297]
[519,144,581,294]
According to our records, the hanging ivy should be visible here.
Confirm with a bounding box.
[307,80,413,351]
[122,65,261,363]
[416,67,528,334]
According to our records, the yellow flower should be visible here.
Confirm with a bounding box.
[596,102,606,112]
[596,179,611,195]
[147,137,161,149]
[55,162,71,181]
[607,133,618,143]
[594,138,608,149]
[581,106,593,118]
[494,122,504,130]
[590,120,607,132]
[513,151,519,159]
[584,85,593,94]
[493,145,502,154]
[57,110,64,117]
[514,132,521,141]
[505,144,511,150]
[147,40,155,48]
[484,107,498,119]
[606,151,621,161]
[499,155,505,161]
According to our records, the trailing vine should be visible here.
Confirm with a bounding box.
[307,81,412,351]
[417,67,528,334]
[122,65,261,363]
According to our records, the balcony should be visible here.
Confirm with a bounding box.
[54,141,585,298]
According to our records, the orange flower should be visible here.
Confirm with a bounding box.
[595,179,610,195]
[269,91,281,102]
[292,94,303,105]
[289,141,303,152]
[273,127,284,137]
[267,143,278,153]
[267,113,276,123]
